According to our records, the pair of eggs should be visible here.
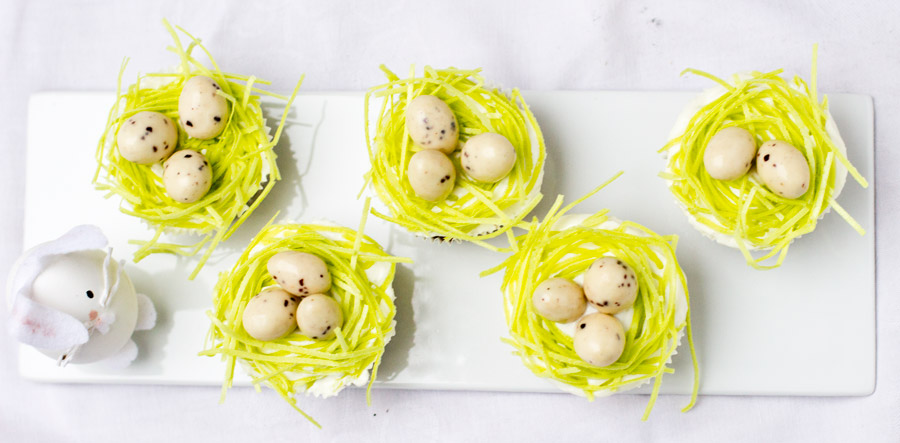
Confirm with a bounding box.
[241,251,343,342]
[404,95,518,202]
[703,127,811,199]
[532,257,639,367]
[116,76,230,203]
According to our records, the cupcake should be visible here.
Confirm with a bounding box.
[201,221,406,426]
[93,21,302,278]
[661,48,867,269]
[485,177,698,420]
[363,65,545,249]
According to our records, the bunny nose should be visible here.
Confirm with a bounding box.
[89,310,98,321]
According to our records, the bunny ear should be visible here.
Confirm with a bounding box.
[9,297,89,350]
[7,225,109,308]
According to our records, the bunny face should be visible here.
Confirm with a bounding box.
[30,250,138,364]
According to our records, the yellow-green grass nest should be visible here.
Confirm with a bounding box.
[660,47,867,269]
[484,175,699,420]
[364,65,545,250]
[94,21,302,278]
[201,220,408,427]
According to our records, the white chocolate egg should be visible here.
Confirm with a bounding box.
[242,287,301,341]
[162,149,212,203]
[407,149,456,202]
[178,76,228,139]
[460,132,517,183]
[573,312,626,367]
[405,95,459,153]
[296,294,343,340]
[582,257,638,314]
[30,250,138,364]
[756,140,811,199]
[703,127,757,181]
[116,111,178,164]
[267,251,332,296]
[532,277,586,323]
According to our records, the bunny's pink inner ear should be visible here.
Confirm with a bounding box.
[9,297,89,350]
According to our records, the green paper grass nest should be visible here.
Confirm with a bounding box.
[94,21,301,278]
[364,65,545,250]
[201,221,408,427]
[660,48,867,269]
[485,176,698,420]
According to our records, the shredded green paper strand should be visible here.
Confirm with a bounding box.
[363,66,545,250]
[201,220,410,427]
[660,47,867,269]
[94,20,302,279]
[484,173,699,420]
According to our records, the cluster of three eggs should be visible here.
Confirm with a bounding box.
[533,257,640,367]
[405,95,518,201]
[115,76,228,203]
[242,251,344,342]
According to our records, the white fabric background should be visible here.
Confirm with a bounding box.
[1,1,897,441]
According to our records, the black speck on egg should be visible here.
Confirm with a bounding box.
[152,146,158,152]
[184,154,192,158]
[214,116,221,122]
[764,154,770,162]
[580,323,586,329]
[186,121,193,127]
[86,290,94,299]
[146,126,153,132]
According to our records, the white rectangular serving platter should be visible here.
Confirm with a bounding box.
[19,90,874,397]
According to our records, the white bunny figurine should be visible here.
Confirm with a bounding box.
[6,225,156,367]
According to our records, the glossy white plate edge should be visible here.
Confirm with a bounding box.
[17,90,874,397]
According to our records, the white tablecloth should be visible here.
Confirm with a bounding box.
[1,1,897,441]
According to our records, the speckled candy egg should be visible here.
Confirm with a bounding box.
[178,76,228,139]
[573,312,626,367]
[116,111,178,164]
[407,149,456,202]
[460,132,517,183]
[582,257,638,314]
[532,277,586,323]
[756,140,811,199]
[30,250,138,364]
[703,127,757,181]
[296,294,343,340]
[267,251,332,296]
[242,287,301,341]
[162,149,212,203]
[405,95,459,153]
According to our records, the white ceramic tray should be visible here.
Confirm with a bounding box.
[19,90,874,396]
